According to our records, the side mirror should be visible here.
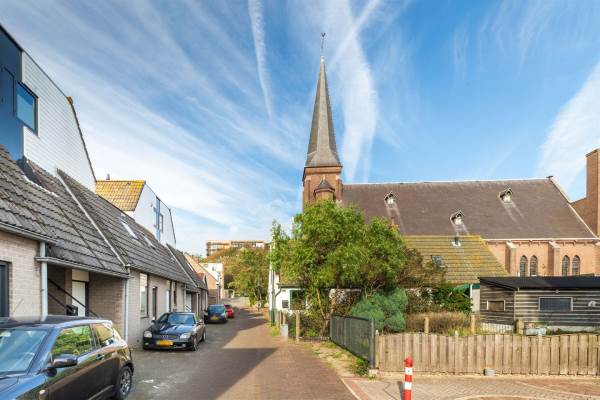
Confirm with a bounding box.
[51,354,78,369]
[151,319,156,323]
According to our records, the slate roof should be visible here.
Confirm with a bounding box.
[22,161,127,276]
[95,180,145,212]
[305,57,341,168]
[0,147,52,241]
[59,171,191,283]
[343,179,597,240]
[167,245,208,291]
[480,276,600,290]
[404,235,507,284]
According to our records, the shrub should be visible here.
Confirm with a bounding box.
[350,288,407,332]
[286,311,327,338]
[406,312,475,334]
[405,284,471,314]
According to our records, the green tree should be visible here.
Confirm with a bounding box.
[350,288,408,332]
[271,200,445,334]
[227,248,269,310]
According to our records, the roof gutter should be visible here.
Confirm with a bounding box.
[35,257,129,278]
[0,222,57,245]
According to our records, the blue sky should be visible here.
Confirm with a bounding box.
[1,1,600,255]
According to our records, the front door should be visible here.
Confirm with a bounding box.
[71,281,87,316]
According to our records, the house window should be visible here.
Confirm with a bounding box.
[529,256,538,277]
[561,256,570,277]
[121,220,137,239]
[173,283,177,307]
[539,297,572,312]
[282,300,289,309]
[452,236,461,247]
[487,300,505,312]
[519,256,527,277]
[16,83,37,132]
[140,273,148,316]
[159,214,164,233]
[142,234,155,249]
[572,256,580,276]
[431,255,445,267]
[151,286,158,320]
[0,262,8,317]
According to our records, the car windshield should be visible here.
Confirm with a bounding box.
[208,305,225,314]
[0,328,48,375]
[157,314,195,325]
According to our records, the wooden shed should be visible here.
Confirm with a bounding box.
[479,276,600,330]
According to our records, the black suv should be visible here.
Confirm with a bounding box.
[0,316,134,400]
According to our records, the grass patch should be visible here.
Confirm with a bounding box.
[352,358,369,377]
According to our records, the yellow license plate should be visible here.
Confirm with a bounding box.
[211,316,218,321]
[156,340,173,346]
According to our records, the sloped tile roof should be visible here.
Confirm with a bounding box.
[404,235,507,284]
[343,179,597,239]
[0,147,52,241]
[167,245,208,291]
[22,161,127,276]
[184,254,218,289]
[60,171,191,283]
[95,180,145,212]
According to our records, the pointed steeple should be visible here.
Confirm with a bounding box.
[305,56,341,168]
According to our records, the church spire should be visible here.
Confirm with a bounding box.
[305,50,341,168]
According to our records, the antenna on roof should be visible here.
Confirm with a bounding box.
[320,32,326,56]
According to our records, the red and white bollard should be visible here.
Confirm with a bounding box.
[403,356,413,400]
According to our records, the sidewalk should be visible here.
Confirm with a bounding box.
[343,375,600,400]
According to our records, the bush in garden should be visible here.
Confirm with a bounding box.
[350,288,407,332]
[405,311,475,334]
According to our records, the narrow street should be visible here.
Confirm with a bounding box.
[129,309,355,400]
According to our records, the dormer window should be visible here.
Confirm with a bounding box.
[431,255,445,267]
[451,211,464,226]
[499,188,513,203]
[384,192,395,206]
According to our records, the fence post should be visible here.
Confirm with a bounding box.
[369,318,375,368]
[295,310,300,342]
[404,356,413,400]
[470,314,476,335]
[424,316,430,334]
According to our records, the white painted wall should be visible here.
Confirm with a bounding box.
[21,53,96,190]
[132,185,176,247]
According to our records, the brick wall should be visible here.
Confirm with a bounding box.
[88,272,126,334]
[0,231,40,317]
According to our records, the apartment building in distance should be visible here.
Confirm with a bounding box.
[205,239,266,257]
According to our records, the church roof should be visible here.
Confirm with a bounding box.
[343,179,597,240]
[305,57,341,168]
[96,180,145,212]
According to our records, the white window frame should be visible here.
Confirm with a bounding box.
[538,297,573,312]
[486,300,505,312]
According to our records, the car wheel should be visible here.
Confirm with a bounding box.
[189,336,199,351]
[115,366,133,400]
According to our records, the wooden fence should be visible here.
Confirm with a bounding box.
[376,333,600,375]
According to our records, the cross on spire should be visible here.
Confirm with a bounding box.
[320,32,326,56]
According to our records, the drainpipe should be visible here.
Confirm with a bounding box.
[124,274,130,342]
[39,242,48,319]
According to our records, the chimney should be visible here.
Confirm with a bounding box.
[573,149,600,235]
[106,173,111,180]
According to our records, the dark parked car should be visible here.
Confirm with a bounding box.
[204,304,228,323]
[142,312,205,351]
[0,315,133,400]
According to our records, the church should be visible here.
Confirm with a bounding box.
[270,54,599,314]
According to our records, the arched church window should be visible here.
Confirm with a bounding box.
[572,256,580,276]
[562,256,570,277]
[529,256,538,277]
[519,256,527,277]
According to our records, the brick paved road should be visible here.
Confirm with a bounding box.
[346,375,600,400]
[128,308,355,399]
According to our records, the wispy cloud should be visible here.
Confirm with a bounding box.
[248,0,273,120]
[537,59,600,191]
[452,25,468,80]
